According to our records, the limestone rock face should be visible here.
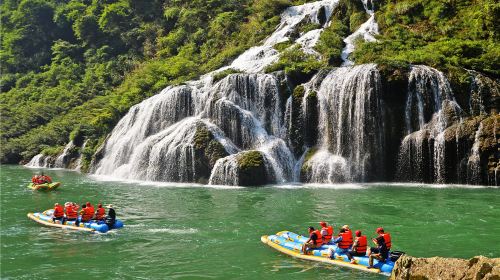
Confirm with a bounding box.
[390,255,500,280]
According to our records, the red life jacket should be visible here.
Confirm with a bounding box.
[87,206,95,217]
[311,230,323,246]
[322,226,333,243]
[338,231,353,249]
[355,235,367,253]
[81,208,93,222]
[381,233,392,249]
[65,205,77,219]
[95,207,106,220]
[53,205,64,218]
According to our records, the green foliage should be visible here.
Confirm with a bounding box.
[265,45,323,82]
[353,0,500,76]
[41,146,64,157]
[212,68,242,83]
[273,40,294,52]
[1,0,306,164]
[2,0,497,166]
[315,21,348,66]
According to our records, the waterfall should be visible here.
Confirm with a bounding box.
[222,0,338,73]
[404,65,455,134]
[467,123,483,184]
[341,0,379,65]
[305,64,385,182]
[397,65,463,183]
[94,72,295,183]
[74,140,89,172]
[93,1,341,185]
[54,141,76,168]
[25,154,46,168]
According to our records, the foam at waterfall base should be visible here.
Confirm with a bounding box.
[90,174,244,190]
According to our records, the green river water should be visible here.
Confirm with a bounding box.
[1,165,499,279]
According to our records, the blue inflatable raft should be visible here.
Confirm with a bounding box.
[27,209,124,233]
[261,231,395,276]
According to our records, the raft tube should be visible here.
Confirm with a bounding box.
[261,231,394,276]
[27,182,61,191]
[27,209,124,233]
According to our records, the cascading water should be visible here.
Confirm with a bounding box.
[54,141,76,168]
[467,123,483,184]
[397,65,463,183]
[74,140,89,172]
[303,64,385,183]
[25,0,495,186]
[221,0,338,73]
[341,0,379,65]
[25,154,48,168]
[93,1,339,185]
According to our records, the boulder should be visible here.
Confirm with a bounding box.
[390,255,500,280]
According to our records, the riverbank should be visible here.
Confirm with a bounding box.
[391,255,500,279]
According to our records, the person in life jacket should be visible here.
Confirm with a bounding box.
[302,226,323,254]
[94,203,106,221]
[52,203,65,223]
[375,227,392,250]
[79,204,93,223]
[332,227,353,255]
[367,235,389,269]
[346,230,368,263]
[64,202,80,226]
[319,221,334,244]
[85,202,95,218]
[32,174,44,184]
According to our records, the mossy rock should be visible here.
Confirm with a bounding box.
[289,85,305,156]
[212,68,242,83]
[236,151,272,186]
[193,124,229,182]
[300,147,318,181]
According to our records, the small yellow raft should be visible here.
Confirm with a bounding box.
[27,182,61,191]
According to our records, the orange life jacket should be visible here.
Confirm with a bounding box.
[338,231,353,249]
[53,205,64,218]
[322,225,333,243]
[87,206,95,216]
[381,233,392,250]
[355,235,367,253]
[95,207,106,220]
[312,230,323,246]
[81,208,93,222]
[65,205,77,219]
